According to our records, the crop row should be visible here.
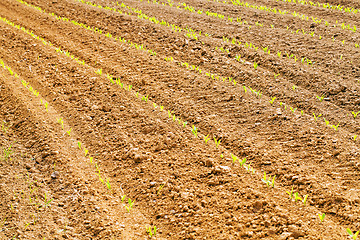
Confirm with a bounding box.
[11,0,360,146]
[4,1,360,237]
[274,0,360,14]
[77,0,360,136]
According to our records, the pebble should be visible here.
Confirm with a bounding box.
[51,171,59,179]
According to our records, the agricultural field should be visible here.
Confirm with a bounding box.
[0,0,360,238]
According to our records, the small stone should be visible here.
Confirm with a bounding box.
[214,165,231,174]
[51,171,59,179]
[134,154,143,163]
[203,158,213,167]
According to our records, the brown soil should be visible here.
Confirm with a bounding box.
[0,0,359,239]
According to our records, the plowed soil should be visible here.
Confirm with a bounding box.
[0,0,359,239]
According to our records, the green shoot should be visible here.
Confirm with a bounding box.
[331,123,340,131]
[239,157,246,166]
[274,73,280,79]
[290,107,297,113]
[220,154,224,158]
[66,128,72,136]
[346,228,359,240]
[303,195,308,206]
[146,226,157,237]
[191,125,198,137]
[204,134,211,144]
[323,117,329,125]
[286,186,294,199]
[292,85,297,91]
[3,143,14,161]
[125,198,135,212]
[157,184,165,195]
[354,135,357,141]
[105,179,111,192]
[121,195,126,203]
[313,113,322,122]
[243,86,247,93]
[253,62,258,70]
[182,121,187,127]
[84,148,88,157]
[78,141,81,149]
[316,95,325,102]
[319,213,325,222]
[214,137,221,148]
[231,153,238,163]
[269,97,276,104]
[351,111,360,119]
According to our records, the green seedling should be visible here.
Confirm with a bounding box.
[89,156,93,164]
[204,134,211,144]
[351,111,360,119]
[243,86,247,93]
[290,107,297,113]
[153,103,157,108]
[78,141,82,149]
[146,226,157,237]
[262,172,275,188]
[141,95,149,102]
[3,143,14,161]
[354,135,357,141]
[160,106,164,111]
[125,198,135,212]
[231,153,238,163]
[220,154,224,158]
[274,73,280,79]
[346,228,359,240]
[95,68,102,75]
[316,95,325,102]
[319,213,325,222]
[214,137,221,148]
[301,110,304,116]
[0,218,6,229]
[182,121,187,127]
[239,157,246,166]
[323,118,330,125]
[191,125,198,137]
[105,179,111,192]
[313,113,322,122]
[292,85,297,91]
[66,128,72,136]
[84,148,88,157]
[253,62,258,70]
[303,195,308,206]
[331,123,340,131]
[269,97,276,104]
[286,186,294,199]
[121,195,126,203]
[294,192,302,202]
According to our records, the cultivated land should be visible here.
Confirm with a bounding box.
[0,0,360,239]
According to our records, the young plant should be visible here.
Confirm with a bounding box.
[125,198,135,212]
[191,125,198,137]
[214,137,221,148]
[121,195,126,203]
[239,157,246,166]
[274,73,280,79]
[331,123,340,131]
[292,85,297,91]
[66,128,72,136]
[269,97,276,104]
[313,113,322,122]
[3,143,14,161]
[316,95,325,102]
[351,111,360,119]
[286,186,294,199]
[204,134,211,144]
[354,135,357,141]
[319,213,325,222]
[146,226,157,237]
[253,62,258,70]
[105,179,111,192]
[231,153,238,163]
[346,228,359,240]
[303,195,308,206]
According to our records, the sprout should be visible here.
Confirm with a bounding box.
[313,113,322,122]
[213,137,221,148]
[274,73,280,79]
[351,111,360,119]
[346,228,359,240]
[316,95,325,102]
[253,62,258,70]
[269,97,276,104]
[204,134,211,144]
[230,153,238,163]
[319,213,325,222]
[191,125,198,137]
